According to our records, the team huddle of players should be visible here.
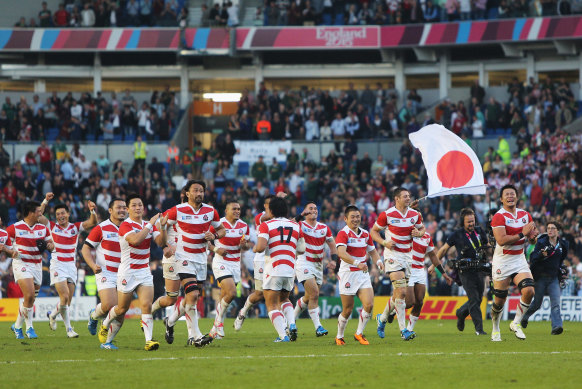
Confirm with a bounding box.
[5,179,538,349]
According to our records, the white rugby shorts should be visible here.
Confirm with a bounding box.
[295,259,323,285]
[337,271,372,296]
[492,256,531,282]
[262,275,294,291]
[96,269,118,292]
[212,260,241,284]
[117,270,153,294]
[13,259,42,285]
[50,260,78,285]
[408,267,427,286]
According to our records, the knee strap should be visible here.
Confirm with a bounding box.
[492,288,508,298]
[491,302,504,312]
[166,290,179,298]
[34,290,39,297]
[184,281,198,295]
[518,278,535,291]
[392,278,408,289]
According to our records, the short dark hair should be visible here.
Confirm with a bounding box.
[226,200,240,208]
[54,203,69,213]
[126,193,142,207]
[304,201,317,208]
[546,220,561,230]
[264,194,276,203]
[22,201,41,218]
[184,179,206,193]
[393,187,409,200]
[269,197,288,218]
[180,188,188,203]
[108,198,125,209]
[344,205,359,216]
[460,208,475,224]
[500,184,518,198]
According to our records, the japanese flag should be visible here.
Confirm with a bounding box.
[409,124,486,198]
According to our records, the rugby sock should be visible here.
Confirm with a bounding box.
[268,310,288,339]
[281,302,295,326]
[336,313,349,339]
[14,303,25,329]
[168,299,186,327]
[395,298,407,331]
[24,307,34,329]
[294,296,307,319]
[185,304,203,340]
[491,302,503,333]
[380,297,394,323]
[215,298,229,325]
[106,317,123,343]
[356,309,371,335]
[407,315,419,331]
[239,296,255,317]
[141,314,154,342]
[102,307,120,328]
[308,307,321,329]
[92,303,106,319]
[513,299,530,325]
[50,304,60,320]
[151,297,162,315]
[60,304,71,329]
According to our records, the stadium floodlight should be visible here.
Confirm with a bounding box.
[202,93,242,102]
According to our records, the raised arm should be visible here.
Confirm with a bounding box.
[81,201,98,230]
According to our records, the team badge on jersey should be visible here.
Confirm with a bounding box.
[410,218,415,223]
[122,279,127,286]
[496,269,501,274]
[345,282,351,289]
[183,260,188,266]
[203,215,209,221]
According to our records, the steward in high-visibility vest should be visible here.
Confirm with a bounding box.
[85,275,97,296]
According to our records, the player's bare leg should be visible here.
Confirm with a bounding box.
[296,277,327,336]
[89,288,117,336]
[210,277,236,339]
[100,291,133,349]
[491,278,511,342]
[48,281,77,337]
[12,279,38,339]
[152,279,180,316]
[336,294,353,345]
[407,284,425,332]
[264,289,289,341]
[279,290,297,341]
[378,271,413,340]
[234,289,263,331]
[509,272,535,340]
[168,277,211,347]
[137,285,159,350]
[354,288,373,345]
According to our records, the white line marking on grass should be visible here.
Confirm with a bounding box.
[2,351,582,365]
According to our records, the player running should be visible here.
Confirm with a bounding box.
[293,201,339,337]
[208,201,252,339]
[98,193,167,350]
[163,180,225,347]
[234,194,277,331]
[254,196,304,342]
[83,198,127,337]
[371,187,424,341]
[406,233,452,332]
[39,193,97,338]
[490,184,537,341]
[8,201,55,339]
[335,205,381,346]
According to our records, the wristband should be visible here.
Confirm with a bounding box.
[213,233,219,240]
[331,254,339,262]
[436,264,445,274]
[213,247,219,254]
[518,232,524,239]
[376,259,383,266]
[352,260,360,267]
[145,223,152,231]
[42,199,49,206]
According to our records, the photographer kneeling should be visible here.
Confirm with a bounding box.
[521,221,568,335]
[435,208,490,335]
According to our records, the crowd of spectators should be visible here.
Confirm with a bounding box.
[14,0,187,28]
[0,87,179,142]
[258,0,570,27]
[223,77,578,143]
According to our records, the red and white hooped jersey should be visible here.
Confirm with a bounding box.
[297,220,333,263]
[86,219,122,273]
[49,221,84,262]
[335,226,375,273]
[6,221,51,264]
[118,218,160,273]
[166,203,221,264]
[258,218,301,277]
[491,207,533,261]
[375,206,423,261]
[0,228,8,245]
[411,233,434,269]
[254,211,268,261]
[211,218,250,263]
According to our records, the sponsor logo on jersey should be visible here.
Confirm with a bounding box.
[19,231,27,236]
[106,233,118,238]
[182,215,192,220]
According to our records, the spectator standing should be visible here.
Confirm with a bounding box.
[141,0,153,26]
[39,2,52,27]
[256,114,272,140]
[167,140,180,176]
[133,135,148,172]
[251,156,267,184]
[53,3,69,27]
[81,3,95,27]
[36,140,52,174]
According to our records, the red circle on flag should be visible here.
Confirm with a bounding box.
[436,151,473,188]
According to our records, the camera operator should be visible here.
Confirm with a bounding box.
[520,221,568,335]
[435,208,489,335]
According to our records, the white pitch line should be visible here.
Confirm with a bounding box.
[1,351,581,366]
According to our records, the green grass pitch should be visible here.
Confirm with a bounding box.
[1,319,580,388]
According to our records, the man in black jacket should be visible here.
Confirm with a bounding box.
[521,221,568,335]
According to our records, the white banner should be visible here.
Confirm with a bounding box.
[28,296,97,322]
[502,296,582,321]
[233,141,292,165]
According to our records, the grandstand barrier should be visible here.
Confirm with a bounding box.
[0,297,96,322]
[319,296,362,319]
[503,296,582,322]
[374,296,487,320]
